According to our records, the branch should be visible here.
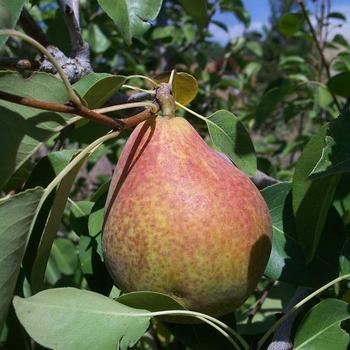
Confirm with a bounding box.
[58,0,84,56]
[297,0,341,112]
[248,281,277,319]
[267,288,311,350]
[0,90,158,130]
[0,57,40,70]
[39,0,92,82]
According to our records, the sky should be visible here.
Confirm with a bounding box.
[210,0,350,44]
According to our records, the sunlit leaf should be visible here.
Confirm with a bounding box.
[13,288,150,350]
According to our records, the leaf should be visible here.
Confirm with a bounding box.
[87,24,111,54]
[13,288,151,350]
[294,299,350,350]
[28,132,120,292]
[292,124,340,262]
[30,154,88,292]
[278,13,304,37]
[0,0,26,47]
[206,110,257,176]
[70,200,94,236]
[50,238,78,276]
[0,187,44,329]
[262,183,345,287]
[340,238,350,276]
[316,85,333,108]
[153,71,198,107]
[328,12,347,21]
[310,116,350,178]
[328,72,350,97]
[0,71,73,189]
[97,0,163,45]
[118,291,186,312]
[254,83,294,126]
[179,0,208,26]
[78,235,113,294]
[74,73,126,109]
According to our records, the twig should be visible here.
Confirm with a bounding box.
[248,281,278,319]
[267,288,311,350]
[0,57,40,70]
[0,90,159,130]
[297,0,341,112]
[19,8,49,47]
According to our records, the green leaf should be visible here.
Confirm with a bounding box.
[0,0,11,30]
[340,238,350,276]
[278,13,304,37]
[328,72,350,97]
[118,291,186,312]
[50,238,78,276]
[0,187,44,329]
[316,85,333,108]
[70,200,94,236]
[74,73,126,109]
[179,0,208,26]
[25,150,79,189]
[154,71,198,107]
[88,194,107,237]
[294,299,350,350]
[0,0,26,47]
[310,116,350,178]
[13,288,150,350]
[328,12,347,21]
[97,0,163,45]
[86,24,111,54]
[292,124,340,261]
[254,83,294,126]
[262,183,345,287]
[0,71,73,189]
[244,62,261,77]
[206,110,257,176]
[30,154,90,292]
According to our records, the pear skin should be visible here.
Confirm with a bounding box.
[103,116,272,318]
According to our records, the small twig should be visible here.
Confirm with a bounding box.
[0,57,40,70]
[94,101,156,114]
[297,0,341,112]
[267,288,311,350]
[0,90,159,130]
[248,281,278,319]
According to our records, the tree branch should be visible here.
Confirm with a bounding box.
[39,0,92,82]
[58,0,84,56]
[297,0,341,112]
[267,287,311,350]
[0,57,40,70]
[0,90,158,130]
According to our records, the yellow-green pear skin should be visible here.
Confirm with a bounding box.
[103,116,272,318]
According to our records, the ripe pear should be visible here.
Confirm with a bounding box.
[103,116,272,318]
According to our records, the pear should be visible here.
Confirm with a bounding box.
[103,116,272,318]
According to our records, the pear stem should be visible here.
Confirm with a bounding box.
[156,83,175,116]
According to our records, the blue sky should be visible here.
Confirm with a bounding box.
[211,0,350,44]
